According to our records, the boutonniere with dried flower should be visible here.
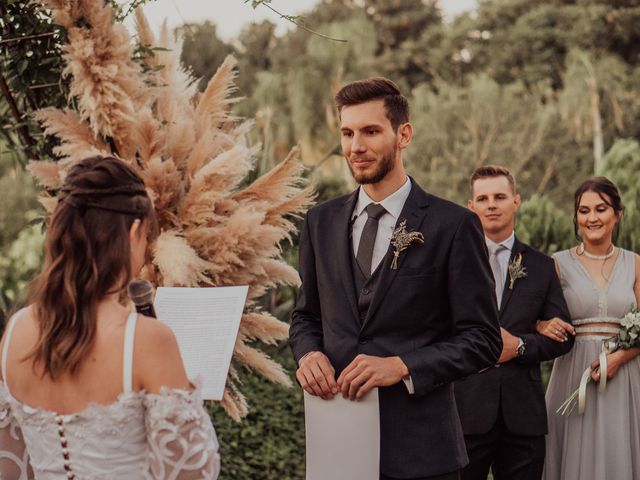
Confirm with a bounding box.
[507,253,527,289]
[390,219,424,270]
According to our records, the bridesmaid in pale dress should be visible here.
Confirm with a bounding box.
[537,177,640,480]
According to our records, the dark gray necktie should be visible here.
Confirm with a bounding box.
[356,203,387,277]
[488,244,508,306]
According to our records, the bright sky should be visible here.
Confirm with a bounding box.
[125,0,478,40]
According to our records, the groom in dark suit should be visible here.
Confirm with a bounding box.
[289,77,502,480]
[454,165,574,480]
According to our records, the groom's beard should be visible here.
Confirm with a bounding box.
[347,147,397,185]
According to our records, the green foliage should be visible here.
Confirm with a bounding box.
[516,194,574,255]
[312,172,351,204]
[468,1,640,88]
[0,0,67,160]
[212,346,305,480]
[248,0,348,43]
[234,10,379,164]
[178,21,234,92]
[365,0,440,52]
[558,49,640,171]
[106,0,156,21]
[0,140,43,323]
[364,0,442,88]
[235,21,277,95]
[0,163,40,251]
[0,222,44,307]
[407,74,592,206]
[599,138,640,251]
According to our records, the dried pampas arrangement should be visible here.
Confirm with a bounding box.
[30,0,314,420]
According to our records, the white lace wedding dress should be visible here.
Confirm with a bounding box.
[0,311,220,479]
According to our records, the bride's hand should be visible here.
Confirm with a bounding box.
[590,349,638,381]
[535,317,575,342]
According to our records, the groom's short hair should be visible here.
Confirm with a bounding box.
[334,77,409,131]
[469,165,517,194]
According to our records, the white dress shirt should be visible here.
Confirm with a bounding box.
[485,231,515,304]
[351,177,412,274]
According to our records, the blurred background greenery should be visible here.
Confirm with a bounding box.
[2,0,639,478]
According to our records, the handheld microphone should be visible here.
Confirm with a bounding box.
[127,279,157,318]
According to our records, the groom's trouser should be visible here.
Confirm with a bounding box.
[461,409,544,480]
[381,470,460,480]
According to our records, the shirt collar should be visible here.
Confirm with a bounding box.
[353,177,412,220]
[485,231,515,251]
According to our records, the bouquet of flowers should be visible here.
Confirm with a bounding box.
[610,307,640,349]
[556,306,640,416]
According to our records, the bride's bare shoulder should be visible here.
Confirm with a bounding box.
[133,314,190,393]
[134,313,175,340]
[0,305,37,346]
[0,306,37,379]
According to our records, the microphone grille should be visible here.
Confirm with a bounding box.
[127,279,155,305]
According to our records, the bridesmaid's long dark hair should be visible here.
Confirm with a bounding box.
[27,156,157,379]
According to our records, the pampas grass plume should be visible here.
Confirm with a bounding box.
[32,1,312,418]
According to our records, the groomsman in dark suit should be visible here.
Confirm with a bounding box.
[454,165,575,480]
[289,77,502,480]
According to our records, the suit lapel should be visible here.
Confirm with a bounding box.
[499,237,526,315]
[336,189,361,323]
[361,181,430,329]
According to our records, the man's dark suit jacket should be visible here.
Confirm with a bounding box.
[454,238,573,437]
[289,181,502,478]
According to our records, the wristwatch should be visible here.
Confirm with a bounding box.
[516,336,527,357]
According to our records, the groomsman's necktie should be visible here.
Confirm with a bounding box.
[356,203,387,277]
[489,244,508,306]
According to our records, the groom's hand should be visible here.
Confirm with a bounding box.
[498,327,520,363]
[337,355,409,400]
[296,351,339,400]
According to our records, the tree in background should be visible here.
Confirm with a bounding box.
[600,138,640,252]
[234,20,277,95]
[407,74,592,205]
[516,195,573,255]
[559,49,640,172]
[0,140,43,325]
[364,0,443,89]
[0,0,68,161]
[178,21,233,92]
[461,0,640,89]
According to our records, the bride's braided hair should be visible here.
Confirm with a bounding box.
[28,156,158,379]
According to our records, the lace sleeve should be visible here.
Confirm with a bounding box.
[144,384,220,480]
[0,395,34,480]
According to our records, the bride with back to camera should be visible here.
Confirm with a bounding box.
[539,177,640,480]
[0,156,220,479]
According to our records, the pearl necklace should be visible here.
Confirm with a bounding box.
[577,242,615,260]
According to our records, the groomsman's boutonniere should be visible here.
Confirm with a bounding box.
[507,253,527,289]
[390,219,424,270]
